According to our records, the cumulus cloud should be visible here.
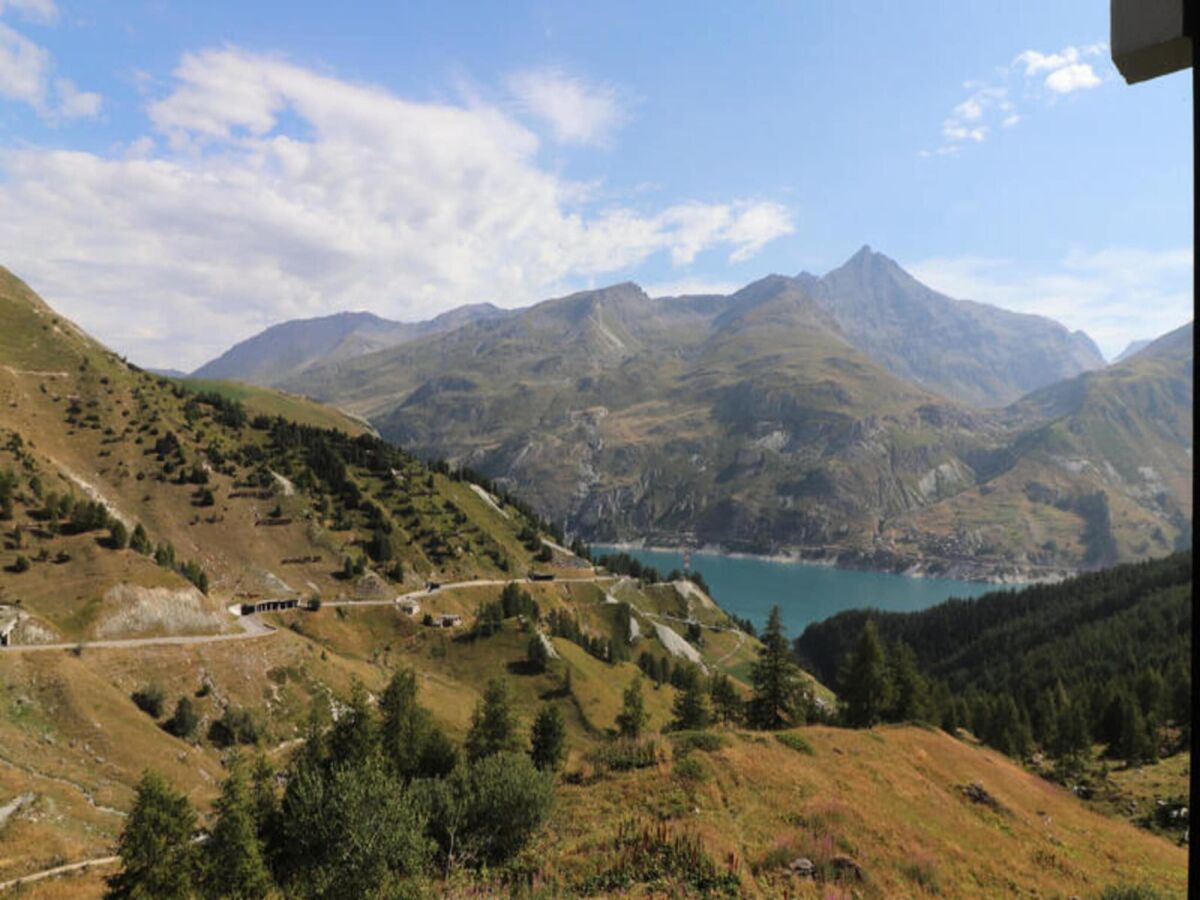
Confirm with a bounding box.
[0,0,58,24]
[909,247,1192,359]
[505,66,626,146]
[0,47,792,368]
[0,14,101,121]
[925,43,1107,156]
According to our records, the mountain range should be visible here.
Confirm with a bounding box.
[0,264,1188,897]
[189,247,1189,580]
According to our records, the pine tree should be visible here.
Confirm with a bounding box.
[328,679,378,766]
[164,696,198,739]
[841,621,893,728]
[709,672,744,724]
[106,770,198,899]
[615,676,649,739]
[466,679,522,761]
[526,633,550,672]
[747,605,801,730]
[530,705,567,772]
[886,640,929,722]
[109,519,129,550]
[670,667,712,731]
[201,754,273,899]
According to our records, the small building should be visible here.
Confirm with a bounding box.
[397,599,421,616]
[435,613,462,628]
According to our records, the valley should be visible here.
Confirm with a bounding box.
[0,265,1189,897]
[193,248,1191,583]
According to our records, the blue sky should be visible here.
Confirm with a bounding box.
[0,0,1192,368]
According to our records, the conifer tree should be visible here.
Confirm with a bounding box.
[709,672,743,724]
[670,667,712,731]
[465,679,521,761]
[747,605,801,729]
[530,705,567,772]
[106,770,198,899]
[327,679,378,766]
[886,640,929,722]
[201,754,273,900]
[615,676,649,739]
[526,633,550,672]
[841,620,893,728]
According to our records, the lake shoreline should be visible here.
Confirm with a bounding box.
[592,540,1071,586]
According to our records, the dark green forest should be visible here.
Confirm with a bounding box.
[795,553,1192,763]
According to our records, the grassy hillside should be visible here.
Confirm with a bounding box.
[0,267,1188,897]
[795,553,1192,843]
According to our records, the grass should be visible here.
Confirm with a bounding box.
[177,378,368,434]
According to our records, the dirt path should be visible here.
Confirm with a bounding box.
[0,856,119,893]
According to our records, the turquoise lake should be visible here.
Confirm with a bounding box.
[592,546,1000,638]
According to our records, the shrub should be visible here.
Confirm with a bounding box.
[588,738,661,773]
[131,684,166,718]
[164,697,199,739]
[580,820,741,896]
[775,733,814,755]
[209,707,260,747]
[418,752,555,868]
[672,755,708,784]
[1098,886,1170,900]
[670,731,728,754]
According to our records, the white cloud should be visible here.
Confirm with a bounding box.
[0,0,58,24]
[926,43,1107,156]
[909,247,1193,359]
[53,77,101,119]
[0,20,47,106]
[0,17,101,121]
[1043,63,1101,94]
[0,47,792,368]
[505,66,627,146]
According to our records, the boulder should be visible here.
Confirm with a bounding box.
[787,857,815,877]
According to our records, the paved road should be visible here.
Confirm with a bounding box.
[0,575,619,653]
[0,612,274,655]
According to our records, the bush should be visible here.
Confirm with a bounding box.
[670,731,728,754]
[672,755,708,784]
[588,738,661,773]
[10,555,30,573]
[418,752,555,868]
[209,706,260,747]
[774,732,814,755]
[164,697,199,739]
[580,820,741,896]
[131,684,166,718]
[1098,886,1170,900]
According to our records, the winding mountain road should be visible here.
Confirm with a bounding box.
[0,574,620,653]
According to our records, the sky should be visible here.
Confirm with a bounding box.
[0,1,1192,369]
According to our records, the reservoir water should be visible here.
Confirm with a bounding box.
[592,545,999,638]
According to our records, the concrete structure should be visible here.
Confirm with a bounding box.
[1111,0,1192,84]
[240,598,300,615]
